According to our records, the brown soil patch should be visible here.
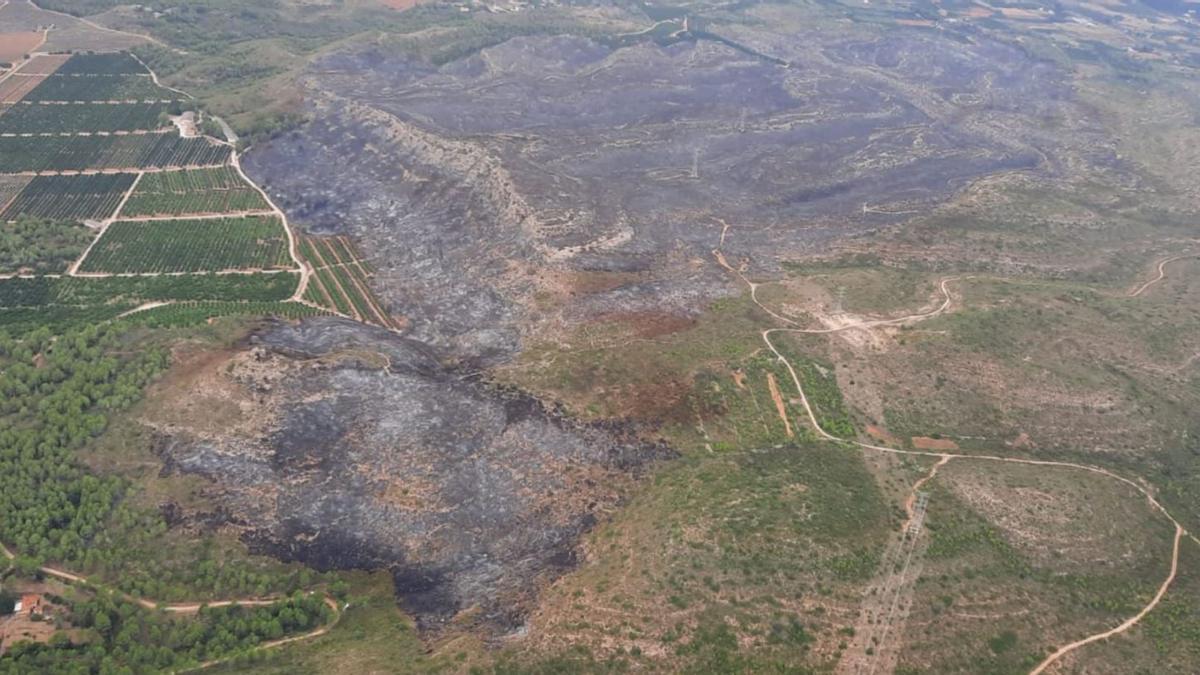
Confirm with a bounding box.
[731,369,747,390]
[1007,432,1036,450]
[596,311,696,339]
[139,344,284,440]
[565,269,643,296]
[962,5,994,18]
[911,436,959,451]
[997,6,1049,20]
[14,53,68,76]
[897,19,936,27]
[606,377,692,423]
[866,425,902,446]
[379,0,424,10]
[0,582,71,656]
[0,32,44,62]
[0,74,44,103]
[0,612,57,655]
[766,372,794,438]
[377,477,443,511]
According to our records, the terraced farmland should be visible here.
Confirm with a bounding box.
[0,102,171,134]
[1,172,137,221]
[122,166,269,217]
[79,216,295,274]
[23,73,173,102]
[0,133,230,172]
[300,235,399,329]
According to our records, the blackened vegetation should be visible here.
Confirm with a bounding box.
[156,319,672,634]
[242,29,1101,362]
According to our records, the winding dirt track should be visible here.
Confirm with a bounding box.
[714,247,1199,673]
[903,455,950,530]
[0,41,342,666]
[1,538,341,669]
[1127,255,1196,298]
[29,0,169,50]
[33,55,338,320]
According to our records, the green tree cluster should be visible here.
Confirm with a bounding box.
[0,216,93,275]
[0,592,331,673]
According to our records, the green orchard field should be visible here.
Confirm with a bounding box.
[1,173,137,222]
[122,166,269,217]
[0,134,230,172]
[79,216,295,274]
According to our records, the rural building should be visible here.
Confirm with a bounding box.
[14,594,43,618]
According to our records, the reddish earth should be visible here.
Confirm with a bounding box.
[766,372,794,437]
[0,74,43,103]
[607,377,692,423]
[911,436,960,451]
[565,269,644,296]
[0,32,43,63]
[13,53,68,75]
[596,311,696,339]
[962,5,995,18]
[378,0,423,10]
[866,425,902,447]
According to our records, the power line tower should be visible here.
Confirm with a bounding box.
[908,492,930,537]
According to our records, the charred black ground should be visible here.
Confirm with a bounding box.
[176,13,1124,643]
[154,319,670,633]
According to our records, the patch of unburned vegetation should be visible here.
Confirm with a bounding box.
[519,441,892,670]
[900,474,1172,673]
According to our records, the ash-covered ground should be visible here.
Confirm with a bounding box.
[153,318,670,632]
[172,22,1115,636]
[242,30,1104,361]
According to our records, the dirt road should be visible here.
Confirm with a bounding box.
[2,537,340,666]
[30,0,169,50]
[1030,524,1183,674]
[1128,255,1196,298]
[714,245,1198,673]
[229,150,317,307]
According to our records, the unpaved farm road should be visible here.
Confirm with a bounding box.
[0,42,344,668]
[29,0,170,50]
[714,247,1200,674]
[1127,254,1197,298]
[1,538,341,669]
[7,53,340,321]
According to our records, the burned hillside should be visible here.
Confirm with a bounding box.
[146,318,670,633]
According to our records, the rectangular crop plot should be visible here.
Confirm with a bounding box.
[0,271,298,307]
[55,53,146,76]
[0,134,230,172]
[0,102,170,134]
[1,173,136,222]
[14,54,71,76]
[299,235,399,329]
[23,74,170,102]
[0,74,46,104]
[79,216,295,274]
[0,174,31,211]
[121,166,269,217]
[0,32,45,63]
